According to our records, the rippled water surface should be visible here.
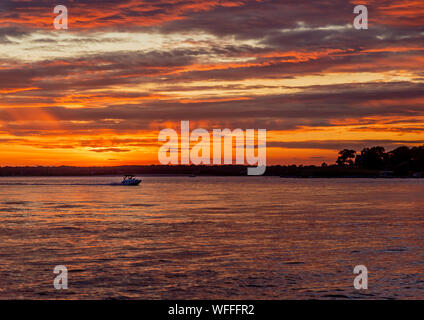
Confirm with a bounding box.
[0,176,423,299]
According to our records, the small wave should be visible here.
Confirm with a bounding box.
[203,207,230,211]
[54,204,86,209]
[322,294,351,299]
[384,247,408,252]
[127,204,156,207]
[0,208,22,212]
[2,201,28,205]
[284,261,305,265]
[52,226,83,231]
[0,183,39,185]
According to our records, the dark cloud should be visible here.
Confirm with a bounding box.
[268,140,424,151]
[1,80,424,137]
[0,27,30,43]
[89,147,131,153]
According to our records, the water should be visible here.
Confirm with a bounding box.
[0,176,423,299]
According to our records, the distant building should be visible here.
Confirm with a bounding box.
[379,170,394,178]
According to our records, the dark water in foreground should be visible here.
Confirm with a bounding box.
[0,176,423,299]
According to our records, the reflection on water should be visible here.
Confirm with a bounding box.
[0,176,423,299]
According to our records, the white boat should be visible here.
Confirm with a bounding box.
[121,175,142,186]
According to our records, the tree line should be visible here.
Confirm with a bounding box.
[336,145,424,174]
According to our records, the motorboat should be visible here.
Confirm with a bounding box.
[121,175,142,186]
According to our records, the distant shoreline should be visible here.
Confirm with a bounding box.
[0,165,422,178]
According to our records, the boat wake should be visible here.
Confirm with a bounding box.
[0,183,117,186]
[0,175,141,186]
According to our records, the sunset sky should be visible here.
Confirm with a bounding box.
[0,0,423,166]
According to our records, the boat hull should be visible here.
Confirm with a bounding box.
[121,179,142,186]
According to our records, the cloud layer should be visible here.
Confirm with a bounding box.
[0,0,423,165]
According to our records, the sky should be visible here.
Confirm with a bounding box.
[0,0,423,166]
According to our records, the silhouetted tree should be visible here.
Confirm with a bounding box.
[388,146,411,174]
[355,146,387,170]
[336,149,356,167]
[410,146,424,170]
